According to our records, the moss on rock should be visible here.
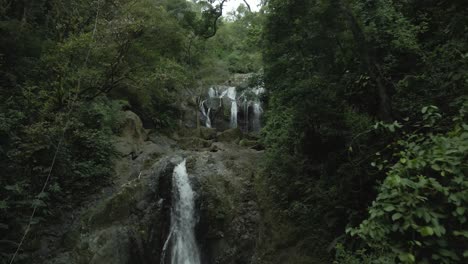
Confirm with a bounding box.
[239,139,258,148]
[178,137,213,150]
[86,181,144,229]
[217,128,243,142]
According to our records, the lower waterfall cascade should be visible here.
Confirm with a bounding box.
[161,160,201,264]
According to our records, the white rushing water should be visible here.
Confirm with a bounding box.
[227,87,238,128]
[226,86,236,101]
[208,87,217,98]
[199,100,211,128]
[163,160,201,264]
[206,108,212,128]
[252,102,263,132]
[243,98,249,130]
[201,85,266,131]
[230,100,238,128]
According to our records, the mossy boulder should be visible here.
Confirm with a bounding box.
[179,127,217,141]
[197,127,217,140]
[179,137,213,150]
[217,128,243,142]
[114,111,147,157]
[86,181,144,229]
[239,139,258,148]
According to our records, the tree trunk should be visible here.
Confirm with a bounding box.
[341,2,392,121]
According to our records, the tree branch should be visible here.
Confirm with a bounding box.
[243,0,252,12]
[202,0,227,39]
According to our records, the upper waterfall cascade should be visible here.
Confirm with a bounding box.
[199,84,265,132]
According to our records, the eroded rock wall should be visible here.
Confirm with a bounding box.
[33,110,264,264]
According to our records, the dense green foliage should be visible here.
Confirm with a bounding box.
[0,0,260,262]
[260,0,467,263]
[1,0,467,263]
[195,4,264,84]
[350,104,468,263]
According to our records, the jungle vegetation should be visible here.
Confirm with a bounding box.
[1,0,466,263]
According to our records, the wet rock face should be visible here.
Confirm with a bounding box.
[185,145,263,264]
[33,109,264,264]
[44,156,183,264]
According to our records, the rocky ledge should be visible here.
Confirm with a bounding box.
[32,110,263,264]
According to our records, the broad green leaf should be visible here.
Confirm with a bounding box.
[392,213,402,221]
[419,226,434,236]
[399,252,415,263]
[453,230,468,238]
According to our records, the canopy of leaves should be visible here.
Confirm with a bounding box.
[259,0,468,262]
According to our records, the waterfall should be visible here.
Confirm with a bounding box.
[206,108,212,128]
[227,87,238,128]
[219,90,228,99]
[226,86,236,101]
[253,87,265,96]
[252,102,262,132]
[208,87,217,98]
[199,100,211,128]
[230,101,238,128]
[201,85,265,131]
[161,160,201,264]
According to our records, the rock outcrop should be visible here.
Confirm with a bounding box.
[33,110,264,264]
[192,144,262,264]
[113,111,148,157]
[44,155,185,264]
[217,128,243,143]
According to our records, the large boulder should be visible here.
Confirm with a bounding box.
[239,139,258,148]
[189,144,262,264]
[178,127,217,141]
[114,111,148,157]
[178,137,213,150]
[180,99,198,129]
[198,127,217,140]
[217,128,243,142]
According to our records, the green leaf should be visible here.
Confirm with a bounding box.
[439,249,459,260]
[431,164,441,171]
[32,199,47,208]
[384,205,395,212]
[36,192,48,199]
[399,252,415,263]
[0,200,8,210]
[419,226,434,236]
[453,230,468,238]
[392,213,402,221]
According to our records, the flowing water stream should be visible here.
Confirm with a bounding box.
[199,84,265,131]
[161,160,201,264]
